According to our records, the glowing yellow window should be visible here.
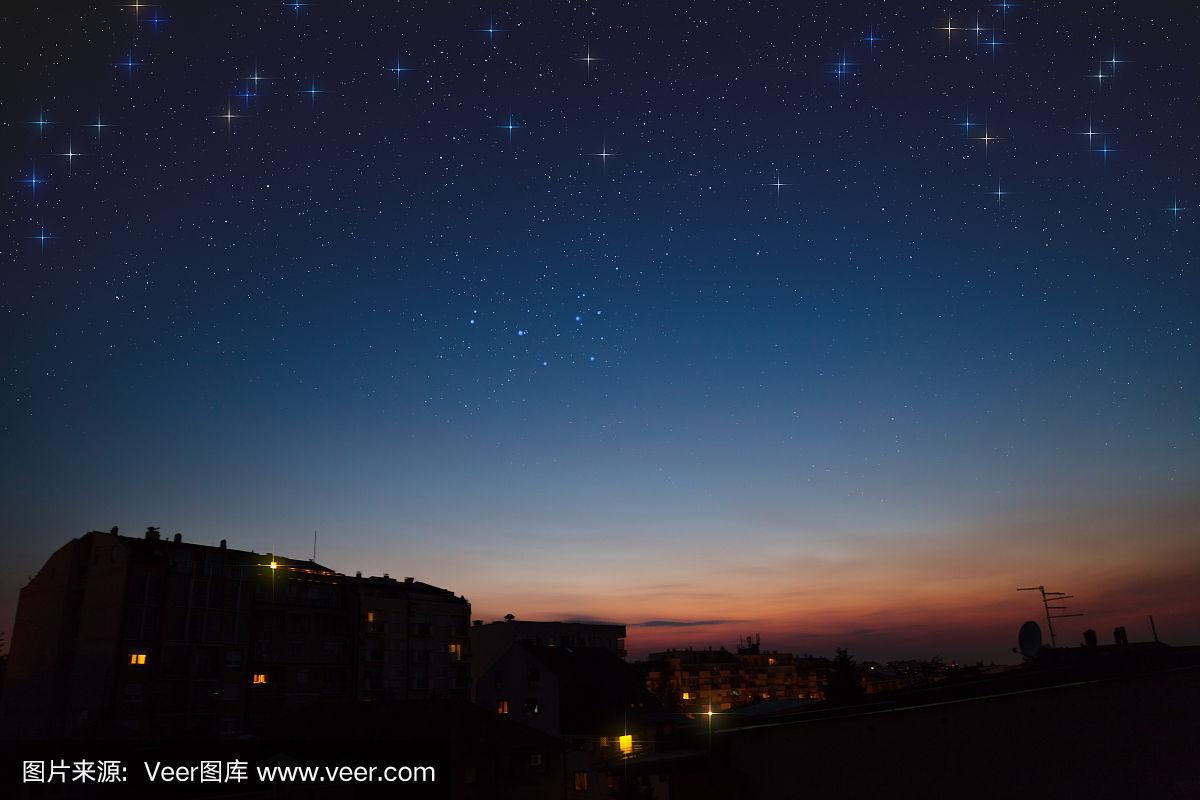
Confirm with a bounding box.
[252,673,268,685]
[448,643,463,660]
[366,611,376,623]
[497,699,509,714]
[129,653,147,665]
[619,734,633,755]
[682,691,691,700]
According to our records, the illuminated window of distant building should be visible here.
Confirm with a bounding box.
[252,673,268,685]
[573,771,589,791]
[619,734,633,755]
[598,736,609,747]
[129,652,147,665]
[524,698,540,715]
[448,643,463,661]
[682,691,691,700]
[768,657,776,666]
[497,699,509,714]
[366,611,376,623]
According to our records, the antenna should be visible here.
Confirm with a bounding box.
[312,530,317,562]
[1017,585,1084,648]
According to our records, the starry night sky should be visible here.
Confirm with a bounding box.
[3,1,1198,662]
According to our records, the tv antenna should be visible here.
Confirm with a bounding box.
[1017,585,1083,648]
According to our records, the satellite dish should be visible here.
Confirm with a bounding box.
[1018,620,1043,658]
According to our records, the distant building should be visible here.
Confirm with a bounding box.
[475,642,666,798]
[469,616,627,685]
[644,637,833,711]
[0,527,470,738]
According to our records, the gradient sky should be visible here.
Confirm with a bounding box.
[3,1,1198,663]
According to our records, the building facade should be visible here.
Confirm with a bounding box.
[469,616,627,685]
[0,527,471,738]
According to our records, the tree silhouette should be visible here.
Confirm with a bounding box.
[823,648,864,704]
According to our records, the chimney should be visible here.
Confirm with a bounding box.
[404,577,414,584]
[110,526,119,536]
[173,533,182,543]
[145,527,160,541]
[356,570,362,578]
[219,539,227,549]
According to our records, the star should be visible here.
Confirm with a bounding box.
[28,109,52,136]
[969,16,989,39]
[1078,118,1103,145]
[975,123,1001,154]
[20,165,46,196]
[832,52,853,84]
[990,179,1008,207]
[145,9,168,31]
[936,13,959,52]
[116,51,140,76]
[234,85,257,108]
[89,113,111,143]
[1106,50,1125,71]
[125,1,151,18]
[959,109,976,135]
[60,140,82,170]
[591,140,617,167]
[479,16,504,44]
[388,56,411,80]
[576,46,603,76]
[31,226,52,251]
[246,66,267,88]
[1167,196,1185,221]
[302,80,323,104]
[863,26,881,52]
[766,172,788,197]
[995,0,1016,19]
[286,1,308,15]
[1089,62,1109,87]
[984,33,1004,57]
[498,113,521,141]
[216,103,239,130]
[1094,137,1115,163]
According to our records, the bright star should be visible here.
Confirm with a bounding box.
[1167,196,1185,221]
[975,123,1001,154]
[479,16,504,44]
[302,80,323,105]
[125,1,151,18]
[1078,118,1103,145]
[145,9,167,31]
[1106,50,1125,71]
[32,226,52,251]
[60,140,81,170]
[20,165,46,195]
[29,109,52,136]
[863,26,881,52]
[498,113,521,141]
[832,52,853,84]
[1095,137,1115,163]
[959,109,976,135]
[216,103,239,130]
[576,46,603,76]
[990,179,1008,207]
[286,1,308,15]
[591,140,617,167]
[1090,62,1109,87]
[234,84,256,108]
[984,33,1004,57]
[116,51,140,76]
[766,172,788,197]
[936,13,959,52]
[388,56,411,80]
[247,66,267,87]
[89,113,111,143]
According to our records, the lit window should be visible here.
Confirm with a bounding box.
[449,643,463,660]
[573,771,589,791]
[129,653,147,665]
[682,691,691,700]
[252,673,268,685]
[619,734,633,755]
[366,611,376,623]
[497,699,509,714]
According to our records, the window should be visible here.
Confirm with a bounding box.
[573,771,589,791]
[129,652,147,666]
[497,699,509,714]
[619,734,633,755]
[366,611,376,623]
[524,698,540,715]
[530,754,543,767]
[252,673,268,685]
[448,643,463,661]
[682,691,691,700]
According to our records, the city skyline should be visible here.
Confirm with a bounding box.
[3,1,1199,667]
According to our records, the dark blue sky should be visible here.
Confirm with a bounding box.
[3,1,1197,661]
